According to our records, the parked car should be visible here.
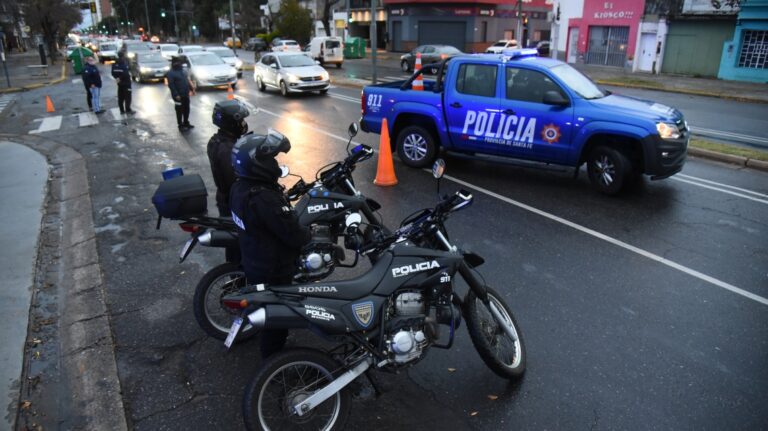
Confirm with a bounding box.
[400,45,462,73]
[254,52,330,96]
[485,39,519,54]
[130,51,170,82]
[271,39,301,52]
[178,45,204,55]
[97,41,120,63]
[270,37,283,49]
[531,40,551,57]
[184,51,238,89]
[245,37,267,51]
[225,37,242,48]
[159,43,180,60]
[206,46,244,78]
[308,36,343,68]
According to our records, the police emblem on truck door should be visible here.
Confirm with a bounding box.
[352,301,374,328]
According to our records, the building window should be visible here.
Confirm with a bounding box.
[738,30,767,69]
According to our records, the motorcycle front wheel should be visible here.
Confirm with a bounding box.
[243,348,351,431]
[192,262,258,342]
[465,286,526,379]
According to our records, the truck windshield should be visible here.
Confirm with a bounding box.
[549,64,605,99]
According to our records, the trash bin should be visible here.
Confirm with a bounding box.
[344,37,365,59]
[68,46,93,74]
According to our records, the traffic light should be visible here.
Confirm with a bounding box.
[161,9,166,18]
[523,16,529,26]
[89,2,96,13]
[192,25,197,30]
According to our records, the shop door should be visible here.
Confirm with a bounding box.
[419,22,466,51]
[585,26,629,67]
[392,21,403,52]
[567,27,579,63]
[638,33,656,72]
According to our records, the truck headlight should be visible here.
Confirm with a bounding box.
[656,122,681,140]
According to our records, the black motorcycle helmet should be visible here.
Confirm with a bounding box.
[231,130,291,182]
[213,100,250,137]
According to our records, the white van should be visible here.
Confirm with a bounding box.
[308,37,343,68]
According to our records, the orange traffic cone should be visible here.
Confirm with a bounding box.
[227,84,235,100]
[412,53,424,91]
[374,118,398,187]
[45,95,55,113]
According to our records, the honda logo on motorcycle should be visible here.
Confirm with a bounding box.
[298,286,338,293]
[307,202,345,214]
[392,260,440,278]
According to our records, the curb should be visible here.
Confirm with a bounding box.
[3,133,129,431]
[594,79,768,104]
[0,63,68,94]
[688,146,768,172]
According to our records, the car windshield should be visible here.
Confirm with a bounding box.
[209,49,235,58]
[284,41,299,46]
[439,46,461,54]
[139,53,165,62]
[161,45,178,52]
[493,42,507,47]
[549,64,606,99]
[100,44,117,51]
[279,55,315,67]
[189,53,224,66]
[127,43,151,52]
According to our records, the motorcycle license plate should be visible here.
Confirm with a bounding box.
[224,317,243,349]
[179,239,194,260]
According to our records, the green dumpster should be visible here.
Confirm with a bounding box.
[69,46,94,74]
[344,37,365,59]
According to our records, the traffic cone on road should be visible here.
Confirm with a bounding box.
[412,53,424,91]
[374,118,398,187]
[45,95,55,113]
[227,84,235,100]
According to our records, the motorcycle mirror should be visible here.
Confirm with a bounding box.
[345,212,362,228]
[348,122,359,138]
[432,159,446,179]
[279,165,290,178]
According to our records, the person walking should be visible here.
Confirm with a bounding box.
[166,57,195,131]
[82,56,104,114]
[111,51,134,114]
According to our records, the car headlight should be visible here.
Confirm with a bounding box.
[235,59,243,68]
[320,71,329,81]
[140,66,151,73]
[127,52,135,58]
[163,65,170,71]
[656,122,681,140]
[195,69,209,79]
[285,73,300,82]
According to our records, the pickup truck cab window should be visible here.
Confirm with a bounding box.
[456,63,497,98]
[505,68,568,104]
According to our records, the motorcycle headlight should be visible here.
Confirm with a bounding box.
[656,122,681,140]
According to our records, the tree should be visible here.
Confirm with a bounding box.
[276,0,312,43]
[22,0,81,63]
[320,0,342,37]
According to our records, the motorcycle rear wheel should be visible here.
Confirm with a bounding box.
[243,348,351,431]
[465,286,526,379]
[192,262,258,342]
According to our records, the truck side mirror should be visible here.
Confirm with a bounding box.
[543,90,569,107]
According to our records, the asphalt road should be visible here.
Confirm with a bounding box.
[2,64,767,430]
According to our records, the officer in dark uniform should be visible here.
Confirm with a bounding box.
[229,131,310,357]
[111,51,134,114]
[207,99,250,263]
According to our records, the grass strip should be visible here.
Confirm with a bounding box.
[690,138,768,162]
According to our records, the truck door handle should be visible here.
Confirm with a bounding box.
[450,102,462,108]
[503,109,515,115]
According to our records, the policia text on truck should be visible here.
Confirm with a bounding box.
[361,49,689,195]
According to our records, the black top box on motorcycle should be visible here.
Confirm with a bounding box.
[152,174,208,219]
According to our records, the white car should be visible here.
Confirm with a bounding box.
[206,47,243,78]
[98,42,120,63]
[159,43,180,60]
[178,45,204,55]
[184,52,238,89]
[254,52,330,96]
[271,40,301,52]
[485,39,519,54]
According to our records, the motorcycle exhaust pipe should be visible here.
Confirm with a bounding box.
[198,230,238,248]
[247,305,309,330]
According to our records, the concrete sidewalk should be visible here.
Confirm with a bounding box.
[0,141,48,431]
[0,51,68,94]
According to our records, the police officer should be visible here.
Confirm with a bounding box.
[167,56,194,130]
[111,51,134,114]
[230,132,310,357]
[206,99,249,262]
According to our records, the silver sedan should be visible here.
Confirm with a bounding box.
[253,52,330,96]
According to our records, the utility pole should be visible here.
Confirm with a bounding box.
[345,0,350,40]
[172,0,179,39]
[517,0,523,44]
[370,0,377,84]
[144,0,151,35]
[229,0,237,55]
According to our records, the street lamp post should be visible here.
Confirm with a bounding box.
[172,0,179,39]
[144,0,151,35]
[229,0,236,55]
[370,0,377,84]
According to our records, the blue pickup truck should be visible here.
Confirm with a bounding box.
[360,49,689,194]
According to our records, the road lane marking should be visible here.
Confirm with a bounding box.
[671,178,768,205]
[690,126,768,145]
[329,93,359,103]
[29,116,63,134]
[77,112,99,127]
[677,174,768,198]
[256,105,768,307]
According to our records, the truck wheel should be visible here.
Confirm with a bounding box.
[401,60,411,72]
[396,125,437,168]
[586,146,631,195]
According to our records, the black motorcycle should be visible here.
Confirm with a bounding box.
[152,124,388,342]
[222,160,526,430]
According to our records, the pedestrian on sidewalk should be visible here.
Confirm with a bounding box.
[111,51,134,114]
[83,57,104,114]
[166,57,195,131]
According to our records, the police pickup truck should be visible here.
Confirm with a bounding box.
[360,49,689,194]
